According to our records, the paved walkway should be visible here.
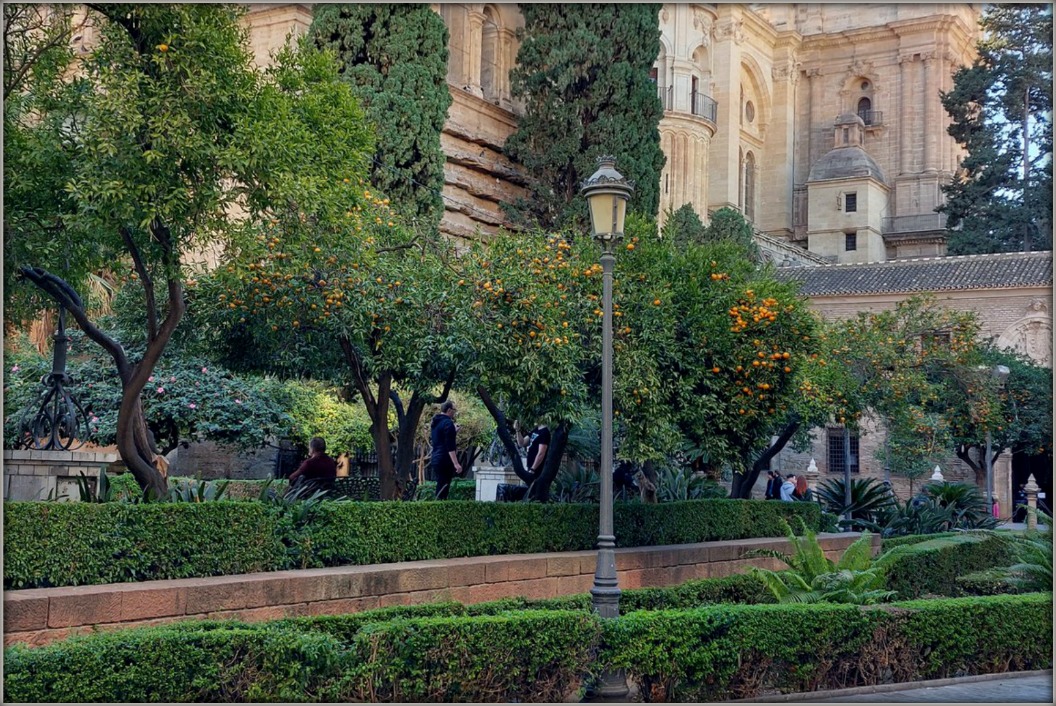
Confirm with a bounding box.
[767,671,1053,703]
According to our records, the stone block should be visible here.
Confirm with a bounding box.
[546,556,580,577]
[184,578,266,614]
[7,475,47,501]
[301,597,377,617]
[283,573,348,604]
[3,592,50,631]
[447,562,486,587]
[378,592,413,608]
[512,577,560,600]
[484,560,510,584]
[506,558,548,582]
[118,586,186,622]
[556,574,593,595]
[48,590,123,628]
[360,570,401,597]
[463,582,514,604]
[207,605,296,623]
[396,566,449,593]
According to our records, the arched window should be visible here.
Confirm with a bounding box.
[744,151,757,222]
[480,6,499,102]
[857,96,872,125]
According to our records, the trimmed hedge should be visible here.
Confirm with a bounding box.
[3,502,285,589]
[603,593,1052,702]
[5,594,1049,703]
[3,610,599,703]
[4,498,820,588]
[304,499,821,568]
[881,533,1015,599]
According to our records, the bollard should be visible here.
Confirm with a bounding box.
[1023,474,1040,530]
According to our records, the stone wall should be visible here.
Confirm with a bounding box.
[3,449,117,501]
[163,441,279,480]
[3,532,872,648]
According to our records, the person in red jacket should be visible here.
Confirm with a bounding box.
[289,437,337,489]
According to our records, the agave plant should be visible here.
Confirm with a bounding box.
[865,497,959,538]
[815,477,897,529]
[746,518,895,605]
[75,468,117,503]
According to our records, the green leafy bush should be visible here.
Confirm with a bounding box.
[3,502,286,589]
[880,532,1014,599]
[4,498,821,588]
[5,594,1048,703]
[602,593,1052,702]
[415,479,475,501]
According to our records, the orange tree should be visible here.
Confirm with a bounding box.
[948,344,1052,487]
[455,216,832,500]
[820,296,1001,492]
[197,191,468,500]
[4,6,371,497]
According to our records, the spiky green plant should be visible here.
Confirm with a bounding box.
[815,477,896,530]
[746,518,895,604]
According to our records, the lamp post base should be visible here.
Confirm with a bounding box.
[584,669,631,702]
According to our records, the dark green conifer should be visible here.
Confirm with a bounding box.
[940,4,1052,253]
[504,4,665,229]
[311,4,452,235]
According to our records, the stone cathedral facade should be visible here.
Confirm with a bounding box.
[244,3,980,266]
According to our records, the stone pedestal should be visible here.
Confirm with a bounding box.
[3,449,118,501]
[473,464,524,502]
[1024,474,1040,530]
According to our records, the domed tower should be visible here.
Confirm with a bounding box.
[805,113,890,263]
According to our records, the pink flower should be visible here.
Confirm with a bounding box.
[148,376,154,382]
[10,365,19,372]
[188,403,197,409]
[235,399,242,405]
[201,367,208,373]
[91,416,99,423]
[157,387,165,394]
[170,376,176,382]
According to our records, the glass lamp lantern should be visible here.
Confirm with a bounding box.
[580,156,634,248]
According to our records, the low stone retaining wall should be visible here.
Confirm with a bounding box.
[4,533,872,647]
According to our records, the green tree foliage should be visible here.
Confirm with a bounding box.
[823,297,1005,491]
[4,4,375,496]
[660,204,707,246]
[310,4,451,235]
[948,345,1053,487]
[456,214,821,501]
[504,4,665,228]
[940,3,1053,253]
[197,193,468,500]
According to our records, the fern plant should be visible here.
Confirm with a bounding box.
[746,518,894,605]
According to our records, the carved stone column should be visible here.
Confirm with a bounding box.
[806,68,821,175]
[899,54,913,175]
[922,52,936,172]
[464,9,485,97]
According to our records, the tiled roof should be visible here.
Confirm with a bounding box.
[775,251,1053,296]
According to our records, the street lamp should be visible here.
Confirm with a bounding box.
[985,364,1010,516]
[580,155,633,700]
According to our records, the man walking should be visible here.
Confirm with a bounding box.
[429,401,462,499]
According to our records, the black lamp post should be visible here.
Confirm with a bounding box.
[17,307,89,450]
[580,155,633,700]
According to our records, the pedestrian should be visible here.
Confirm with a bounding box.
[288,437,338,492]
[516,420,551,480]
[793,474,811,501]
[780,473,796,502]
[429,401,462,500]
[765,470,783,500]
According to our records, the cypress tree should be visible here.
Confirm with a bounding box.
[311,4,452,235]
[504,4,665,229]
[940,4,1052,254]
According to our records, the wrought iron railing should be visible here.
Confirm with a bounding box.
[659,85,674,111]
[692,91,718,123]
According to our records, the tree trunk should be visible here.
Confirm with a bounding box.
[526,422,568,502]
[956,444,986,488]
[731,416,800,499]
[476,385,533,484]
[372,373,397,500]
[115,395,168,498]
[390,367,455,497]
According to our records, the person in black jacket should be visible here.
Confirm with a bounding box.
[429,401,462,499]
[765,470,783,500]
